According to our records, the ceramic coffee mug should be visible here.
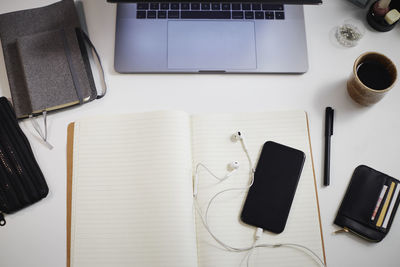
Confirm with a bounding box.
[347,52,397,106]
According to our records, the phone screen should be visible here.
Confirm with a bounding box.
[241,141,305,233]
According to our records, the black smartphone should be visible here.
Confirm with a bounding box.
[241,141,305,233]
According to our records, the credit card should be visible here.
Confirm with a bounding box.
[382,183,400,228]
[371,185,388,221]
[376,182,395,227]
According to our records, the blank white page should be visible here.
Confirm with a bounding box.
[70,111,197,267]
[191,111,324,267]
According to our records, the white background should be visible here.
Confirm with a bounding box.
[0,0,400,266]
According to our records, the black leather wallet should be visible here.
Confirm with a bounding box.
[0,97,49,226]
[334,165,400,242]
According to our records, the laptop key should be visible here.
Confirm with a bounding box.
[262,4,284,10]
[232,11,244,19]
[221,3,230,10]
[201,3,211,10]
[181,3,190,10]
[171,3,180,10]
[191,3,200,10]
[252,3,261,10]
[255,11,264,19]
[147,10,156,18]
[136,11,146,18]
[211,3,220,10]
[265,11,274,19]
[168,11,180,18]
[158,11,167,18]
[160,3,169,10]
[245,11,254,19]
[150,3,159,10]
[137,3,149,10]
[232,3,241,10]
[275,11,285,19]
[242,3,251,10]
[181,11,231,19]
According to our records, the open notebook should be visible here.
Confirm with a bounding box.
[67,110,326,267]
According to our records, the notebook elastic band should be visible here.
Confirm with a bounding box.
[77,28,107,99]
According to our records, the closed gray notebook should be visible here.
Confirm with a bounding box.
[16,29,91,113]
[0,0,97,118]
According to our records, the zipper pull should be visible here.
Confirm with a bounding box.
[0,212,6,226]
[334,227,349,234]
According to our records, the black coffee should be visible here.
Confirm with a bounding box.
[357,61,392,90]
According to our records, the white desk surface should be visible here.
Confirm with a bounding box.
[0,0,400,266]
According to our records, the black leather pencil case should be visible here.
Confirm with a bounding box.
[334,165,400,242]
[0,97,48,226]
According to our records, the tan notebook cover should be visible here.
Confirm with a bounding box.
[66,114,326,267]
[67,122,74,267]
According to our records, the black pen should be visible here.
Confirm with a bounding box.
[324,107,334,186]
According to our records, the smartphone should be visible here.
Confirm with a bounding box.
[241,141,305,233]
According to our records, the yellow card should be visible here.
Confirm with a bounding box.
[376,182,395,227]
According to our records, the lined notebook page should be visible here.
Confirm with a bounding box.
[70,111,198,267]
[191,111,324,267]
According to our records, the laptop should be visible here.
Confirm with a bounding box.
[108,0,322,73]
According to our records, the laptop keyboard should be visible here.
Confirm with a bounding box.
[136,3,285,20]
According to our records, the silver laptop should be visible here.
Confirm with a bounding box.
[110,1,322,73]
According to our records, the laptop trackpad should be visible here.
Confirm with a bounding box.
[167,21,256,70]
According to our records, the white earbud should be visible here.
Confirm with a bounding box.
[231,131,242,142]
[232,131,249,153]
[228,161,240,171]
